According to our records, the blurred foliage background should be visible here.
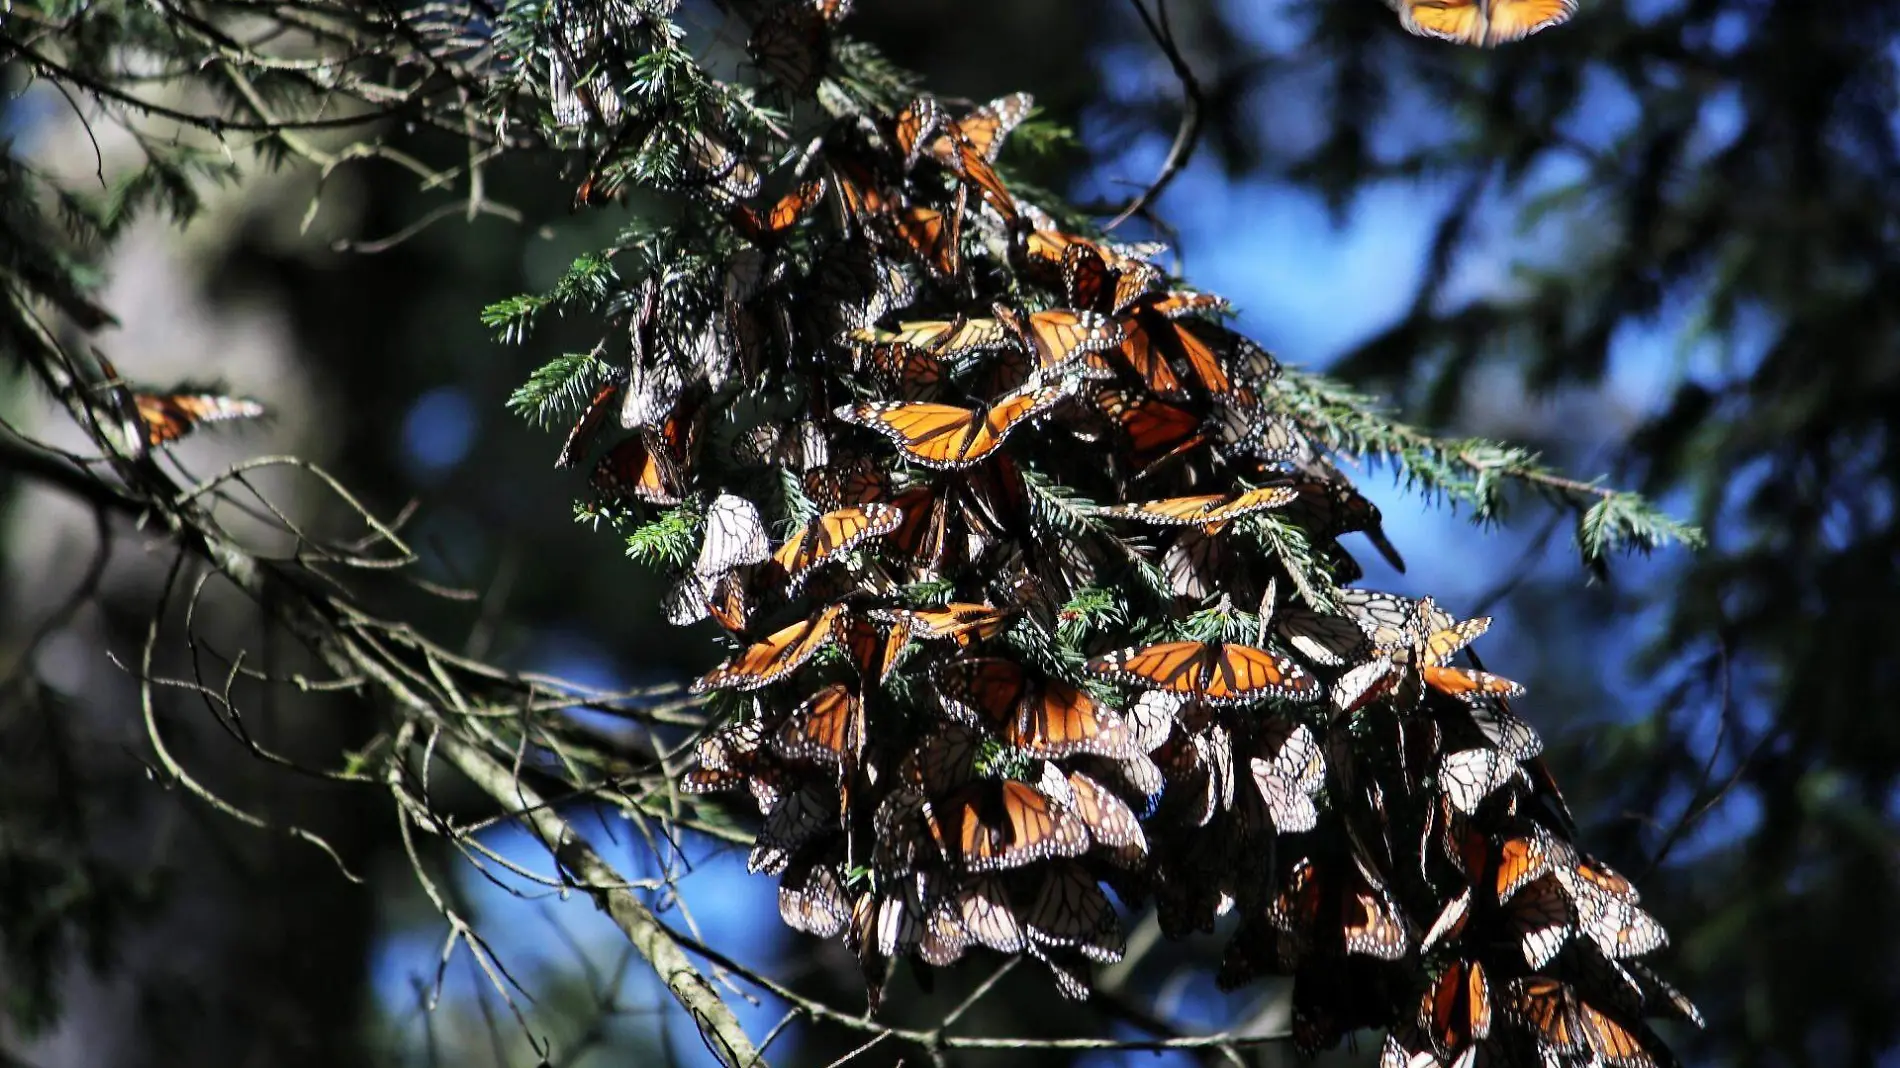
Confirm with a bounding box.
[2,0,1895,1065]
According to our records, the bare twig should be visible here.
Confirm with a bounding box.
[1105,0,1204,231]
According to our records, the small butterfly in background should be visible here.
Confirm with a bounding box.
[1385,0,1577,47]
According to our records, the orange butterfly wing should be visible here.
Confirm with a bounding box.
[691,604,842,693]
[926,780,1089,872]
[774,682,864,766]
[1085,641,1212,698]
[771,503,902,589]
[1206,644,1320,704]
[1113,315,1188,396]
[1484,0,1576,43]
[135,392,267,445]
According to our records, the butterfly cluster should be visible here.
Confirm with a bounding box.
[535,2,1691,1063]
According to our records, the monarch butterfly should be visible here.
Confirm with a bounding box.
[1334,598,1525,712]
[995,305,1123,379]
[679,127,762,205]
[1629,962,1704,1028]
[925,95,1031,220]
[1269,853,1410,962]
[1093,389,1205,472]
[1063,769,1147,854]
[749,780,839,875]
[591,431,686,505]
[1409,602,1526,702]
[694,493,770,577]
[871,602,1012,645]
[1027,230,1160,302]
[1564,872,1668,960]
[801,456,891,511]
[728,177,828,245]
[769,502,902,592]
[748,0,852,93]
[828,151,902,230]
[1093,485,1300,536]
[1123,690,1184,753]
[1492,828,1563,903]
[805,243,912,342]
[850,316,1012,358]
[1387,0,1576,47]
[620,351,687,431]
[930,92,1033,167]
[779,845,850,938]
[1209,402,1304,465]
[556,379,623,468]
[1419,959,1493,1057]
[1086,640,1320,705]
[858,338,946,402]
[771,682,865,769]
[133,391,268,446]
[1062,240,1163,317]
[1248,721,1326,833]
[935,657,1137,758]
[886,198,964,279]
[736,418,830,472]
[897,723,984,801]
[837,381,1068,469]
[690,603,843,693]
[663,566,753,633]
[946,874,1027,952]
[832,612,913,685]
[923,779,1090,872]
[889,95,945,171]
[1280,477,1409,573]
[1459,696,1545,761]
[1020,861,1123,961]
[1507,875,1576,968]
[1506,977,1590,1058]
[1276,606,1370,667]
[1027,939,1095,1001]
[1439,747,1523,814]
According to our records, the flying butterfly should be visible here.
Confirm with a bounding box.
[936,657,1137,758]
[690,603,843,694]
[1387,0,1577,47]
[1086,640,1320,705]
[837,381,1069,469]
[133,391,268,446]
[769,502,902,592]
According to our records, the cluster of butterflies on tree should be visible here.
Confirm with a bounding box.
[518,0,1702,1065]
